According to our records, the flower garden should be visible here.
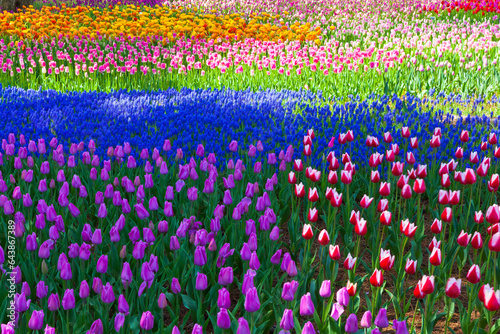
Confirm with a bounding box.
[0,0,500,333]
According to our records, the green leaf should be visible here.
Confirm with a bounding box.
[180,294,197,311]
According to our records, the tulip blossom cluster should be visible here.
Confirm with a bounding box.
[1,91,500,333]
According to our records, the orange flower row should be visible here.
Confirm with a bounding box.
[0,4,323,42]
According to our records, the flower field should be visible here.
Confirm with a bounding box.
[0,0,500,333]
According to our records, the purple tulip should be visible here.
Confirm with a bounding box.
[393,319,409,334]
[375,308,389,328]
[337,287,350,306]
[89,319,103,334]
[140,311,154,330]
[330,302,344,321]
[194,246,207,266]
[171,278,181,294]
[96,255,108,274]
[280,309,294,331]
[319,280,331,298]
[110,296,127,318]
[215,308,231,329]
[361,311,372,328]
[79,280,90,299]
[218,288,231,309]
[60,263,72,281]
[195,272,208,291]
[237,317,250,334]
[26,233,37,251]
[47,293,60,311]
[36,281,48,299]
[302,321,316,334]
[101,283,115,304]
[114,313,125,332]
[300,293,315,316]
[270,226,280,241]
[218,267,234,286]
[270,249,282,265]
[14,292,31,312]
[62,289,75,310]
[91,229,102,244]
[133,241,147,260]
[244,287,260,312]
[281,280,299,301]
[79,243,91,261]
[345,314,358,333]
[28,310,44,330]
[134,203,150,220]
[164,201,174,217]
[158,293,168,308]
[93,277,103,294]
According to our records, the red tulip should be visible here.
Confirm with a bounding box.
[483,286,500,311]
[307,129,315,139]
[406,152,416,165]
[329,245,341,260]
[467,265,481,284]
[359,195,373,209]
[434,127,442,137]
[383,132,392,143]
[428,237,441,252]
[380,211,392,226]
[421,275,435,294]
[294,159,304,171]
[445,278,461,298]
[474,211,484,224]
[354,219,367,236]
[410,137,418,149]
[486,205,500,224]
[341,170,353,184]
[338,133,348,145]
[413,179,426,194]
[325,188,333,201]
[295,183,305,198]
[303,145,312,156]
[455,147,464,159]
[431,219,442,234]
[330,190,342,207]
[379,182,390,197]
[430,135,441,148]
[441,207,453,222]
[379,249,395,270]
[343,254,357,270]
[342,153,351,164]
[302,224,313,240]
[460,130,469,142]
[449,190,460,205]
[401,184,412,199]
[407,168,417,180]
[391,143,400,155]
[288,172,297,184]
[416,165,427,178]
[309,169,321,183]
[471,232,483,249]
[438,163,449,176]
[370,170,380,183]
[303,135,312,146]
[377,199,389,212]
[438,190,449,205]
[457,230,471,247]
[429,248,442,266]
[470,151,479,164]
[490,174,500,189]
[405,258,417,275]
[397,175,409,189]
[401,126,410,138]
[414,281,425,299]
[369,269,384,287]
[477,162,489,177]
[349,211,360,225]
[488,223,500,236]
[441,173,451,188]
[391,162,404,177]
[328,171,338,185]
[488,231,500,252]
[318,230,330,246]
[307,208,318,223]
[489,133,497,145]
[481,141,488,151]
[385,149,395,162]
[308,188,319,202]
[346,130,354,142]
[464,168,476,184]
[346,281,357,296]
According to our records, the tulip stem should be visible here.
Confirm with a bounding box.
[444,297,450,334]
[410,299,419,334]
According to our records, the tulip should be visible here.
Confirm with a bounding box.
[337,287,350,306]
[330,302,344,321]
[429,247,442,266]
[28,310,44,330]
[195,273,208,291]
[318,230,330,246]
[345,313,358,333]
[467,264,481,284]
[237,318,251,334]
[445,278,461,298]
[483,286,500,311]
[370,269,384,287]
[299,293,315,316]
[489,231,500,252]
[457,231,471,247]
[244,287,260,312]
[302,321,316,334]
[140,311,154,331]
